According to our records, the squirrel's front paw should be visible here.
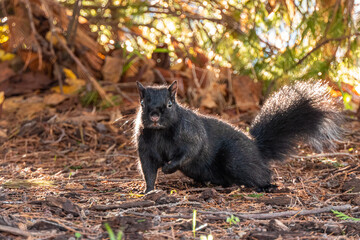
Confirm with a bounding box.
[162,162,177,174]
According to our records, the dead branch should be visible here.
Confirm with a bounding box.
[66,0,81,47]
[40,0,64,93]
[0,225,31,237]
[56,35,114,105]
[118,201,202,215]
[325,188,354,204]
[1,0,7,17]
[295,33,360,67]
[291,152,360,159]
[198,204,352,220]
[128,212,192,219]
[92,200,155,210]
[22,0,43,70]
[124,205,354,222]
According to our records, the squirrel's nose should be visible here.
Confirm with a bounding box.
[150,112,160,122]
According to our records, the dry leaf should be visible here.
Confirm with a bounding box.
[63,68,77,80]
[3,95,45,119]
[0,62,16,84]
[64,182,84,190]
[0,129,7,138]
[2,72,53,97]
[95,158,106,164]
[0,91,4,105]
[52,68,86,94]
[18,102,45,119]
[170,61,184,71]
[200,91,217,109]
[232,76,261,112]
[198,82,227,111]
[43,93,68,106]
[102,56,124,83]
[3,96,24,113]
[45,31,66,46]
[0,49,16,61]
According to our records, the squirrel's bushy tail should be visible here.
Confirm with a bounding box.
[249,81,343,162]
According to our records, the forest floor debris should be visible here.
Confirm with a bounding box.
[0,99,360,239]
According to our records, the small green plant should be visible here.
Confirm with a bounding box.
[200,234,214,240]
[226,215,240,227]
[68,172,74,179]
[75,232,81,240]
[247,193,264,198]
[192,209,197,237]
[332,210,360,221]
[80,90,99,107]
[70,165,82,170]
[99,95,122,110]
[321,159,344,168]
[104,223,123,240]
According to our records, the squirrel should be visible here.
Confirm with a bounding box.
[134,80,343,193]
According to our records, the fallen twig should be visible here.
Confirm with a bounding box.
[124,204,355,222]
[40,0,64,93]
[66,0,81,47]
[23,0,43,70]
[292,152,360,159]
[92,200,155,210]
[198,204,353,220]
[325,189,354,204]
[42,128,66,144]
[118,201,202,215]
[0,225,30,237]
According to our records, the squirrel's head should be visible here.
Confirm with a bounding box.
[136,81,179,129]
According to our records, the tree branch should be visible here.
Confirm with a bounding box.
[295,32,360,67]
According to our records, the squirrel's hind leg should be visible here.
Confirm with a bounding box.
[224,148,273,189]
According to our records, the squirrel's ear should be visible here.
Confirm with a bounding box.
[168,81,177,97]
[136,81,145,99]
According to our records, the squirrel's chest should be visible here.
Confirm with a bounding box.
[142,130,179,161]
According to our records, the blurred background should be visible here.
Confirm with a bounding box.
[1,0,360,119]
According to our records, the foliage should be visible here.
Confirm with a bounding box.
[226,214,240,227]
[248,193,264,198]
[56,0,360,91]
[104,223,124,240]
[332,210,360,221]
[75,232,82,239]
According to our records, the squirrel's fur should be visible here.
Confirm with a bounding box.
[134,81,342,193]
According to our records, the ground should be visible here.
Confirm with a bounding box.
[0,96,360,240]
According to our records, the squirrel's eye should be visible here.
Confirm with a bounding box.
[140,100,145,107]
[167,100,173,108]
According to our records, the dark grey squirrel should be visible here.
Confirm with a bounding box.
[134,80,342,193]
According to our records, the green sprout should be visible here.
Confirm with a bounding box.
[75,232,81,240]
[247,193,264,198]
[226,215,240,227]
[192,209,197,237]
[104,223,123,240]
